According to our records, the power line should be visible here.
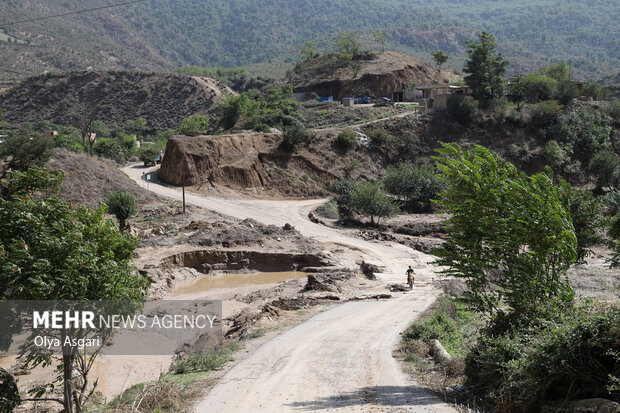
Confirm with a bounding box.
[1,0,147,26]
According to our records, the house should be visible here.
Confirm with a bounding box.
[44,130,58,136]
[415,84,472,110]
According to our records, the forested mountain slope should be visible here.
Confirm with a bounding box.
[0,0,617,85]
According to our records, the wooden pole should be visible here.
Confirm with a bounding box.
[182,168,186,214]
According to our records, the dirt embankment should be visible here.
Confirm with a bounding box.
[0,71,232,130]
[289,51,460,99]
[159,134,339,197]
[47,148,160,208]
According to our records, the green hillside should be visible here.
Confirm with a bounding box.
[0,0,618,84]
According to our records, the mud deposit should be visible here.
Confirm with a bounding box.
[172,271,308,295]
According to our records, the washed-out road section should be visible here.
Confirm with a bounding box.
[123,164,455,413]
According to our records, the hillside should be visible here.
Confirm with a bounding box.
[289,51,459,99]
[0,0,618,85]
[0,71,231,130]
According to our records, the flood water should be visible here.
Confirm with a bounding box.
[172,271,308,295]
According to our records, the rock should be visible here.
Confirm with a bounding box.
[360,260,384,279]
[389,284,409,292]
[429,339,452,365]
[283,223,295,231]
[305,274,342,293]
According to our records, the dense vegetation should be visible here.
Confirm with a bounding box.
[1,0,618,84]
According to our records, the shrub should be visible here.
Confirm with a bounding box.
[0,369,20,412]
[603,99,620,123]
[382,162,443,209]
[104,191,138,231]
[316,200,339,219]
[177,114,210,136]
[281,122,310,151]
[465,303,620,411]
[139,147,160,166]
[559,181,603,261]
[552,108,613,164]
[334,128,357,150]
[403,295,479,358]
[522,73,557,103]
[543,140,567,173]
[369,129,391,146]
[350,181,399,224]
[603,189,620,216]
[93,137,125,163]
[447,95,478,124]
[529,100,562,129]
[171,343,238,374]
[330,179,355,215]
[589,151,620,189]
[581,82,609,100]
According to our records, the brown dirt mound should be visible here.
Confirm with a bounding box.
[0,71,232,130]
[159,134,337,197]
[289,51,460,99]
[47,148,160,208]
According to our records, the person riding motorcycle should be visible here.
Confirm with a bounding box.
[406,266,415,289]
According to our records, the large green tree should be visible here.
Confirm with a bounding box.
[433,143,577,318]
[463,32,509,108]
[350,182,399,225]
[431,50,449,70]
[0,168,148,412]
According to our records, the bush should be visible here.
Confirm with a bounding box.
[171,343,238,374]
[552,108,613,164]
[281,122,310,151]
[330,179,355,215]
[589,151,620,189]
[104,191,138,231]
[369,130,391,146]
[543,140,567,173]
[382,162,443,209]
[93,137,126,163]
[603,189,620,216]
[465,303,620,411]
[334,129,357,150]
[350,181,399,224]
[581,82,609,100]
[139,146,160,166]
[522,73,557,103]
[447,95,479,124]
[603,99,620,123]
[177,114,210,136]
[529,100,563,129]
[0,369,20,412]
[559,181,603,261]
[403,295,479,358]
[315,200,339,219]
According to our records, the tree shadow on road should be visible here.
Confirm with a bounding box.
[287,385,446,410]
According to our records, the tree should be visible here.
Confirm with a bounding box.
[336,31,361,56]
[350,182,399,224]
[104,191,138,231]
[177,114,211,136]
[0,368,20,412]
[0,168,148,413]
[281,121,310,152]
[300,41,318,61]
[74,102,101,156]
[509,74,526,109]
[139,146,160,166]
[382,162,443,208]
[431,50,449,70]
[463,32,509,108]
[373,31,387,52]
[433,143,577,317]
[0,134,54,178]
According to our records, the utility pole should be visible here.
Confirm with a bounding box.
[182,168,186,214]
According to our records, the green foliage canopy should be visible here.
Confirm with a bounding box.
[433,143,577,317]
[463,32,509,108]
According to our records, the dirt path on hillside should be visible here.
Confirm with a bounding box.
[123,164,455,412]
[313,109,422,134]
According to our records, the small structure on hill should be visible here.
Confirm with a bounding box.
[416,84,472,110]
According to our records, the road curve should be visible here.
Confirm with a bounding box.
[122,164,455,413]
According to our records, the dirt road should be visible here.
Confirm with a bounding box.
[123,165,455,412]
